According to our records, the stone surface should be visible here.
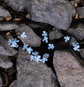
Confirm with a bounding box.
[77,7,84,18]
[3,0,72,30]
[79,48,84,59]
[0,24,18,31]
[30,0,72,30]
[49,27,63,40]
[15,24,42,47]
[0,17,4,21]
[53,50,84,87]
[9,47,57,87]
[67,23,84,41]
[26,14,31,19]
[0,75,2,87]
[72,6,76,17]
[70,1,74,6]
[0,35,17,56]
[0,6,12,19]
[74,0,81,3]
[3,0,27,12]
[0,55,13,68]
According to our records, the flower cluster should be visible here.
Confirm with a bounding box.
[72,42,80,51]
[30,51,41,62]
[30,52,49,63]
[42,31,48,43]
[8,32,50,63]
[42,31,55,50]
[42,53,49,63]
[64,36,80,51]
[8,38,19,48]
[8,31,80,64]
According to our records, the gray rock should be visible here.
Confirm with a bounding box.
[72,6,76,17]
[3,0,72,30]
[0,6,12,19]
[0,75,2,87]
[0,35,17,56]
[67,23,84,41]
[26,14,31,19]
[0,24,18,31]
[3,0,27,12]
[15,24,42,47]
[0,55,13,68]
[29,0,72,30]
[0,17,4,21]
[79,49,84,59]
[70,1,76,17]
[9,47,57,87]
[77,7,84,18]
[74,0,81,3]
[9,80,17,87]
[70,1,74,6]
[53,50,84,87]
[49,27,63,40]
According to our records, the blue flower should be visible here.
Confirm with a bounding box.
[42,37,48,43]
[11,42,19,48]
[48,43,54,50]
[8,39,13,45]
[72,42,80,51]
[64,36,70,42]
[20,32,27,39]
[34,55,42,62]
[42,31,48,37]
[27,47,33,54]
[22,43,28,50]
[72,42,79,47]
[8,38,19,48]
[73,45,80,51]
[30,51,42,62]
[30,55,35,61]
[42,53,49,63]
[32,51,39,56]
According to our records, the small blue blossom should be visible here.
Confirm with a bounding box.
[64,36,70,42]
[48,43,54,50]
[30,51,42,62]
[32,51,39,56]
[8,38,19,48]
[22,43,28,50]
[20,32,27,39]
[42,31,48,37]
[30,54,42,62]
[72,42,79,47]
[73,45,80,51]
[11,42,19,48]
[42,37,48,43]
[27,47,33,54]
[72,42,80,51]
[8,39,13,45]
[42,53,49,63]
[14,38,19,43]
[30,55,35,61]
[34,55,42,62]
